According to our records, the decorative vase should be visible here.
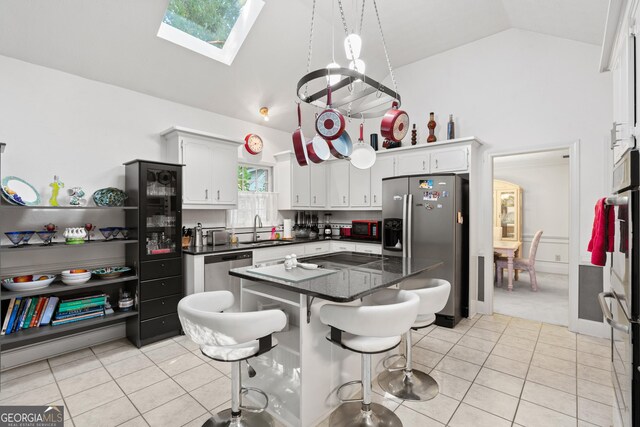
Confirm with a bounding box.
[411,124,417,145]
[49,176,64,206]
[427,112,437,143]
[63,227,87,244]
[447,114,455,140]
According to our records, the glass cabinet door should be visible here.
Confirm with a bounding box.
[140,163,182,260]
[499,191,516,239]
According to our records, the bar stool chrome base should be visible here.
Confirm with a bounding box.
[377,368,439,401]
[202,409,275,427]
[329,402,402,427]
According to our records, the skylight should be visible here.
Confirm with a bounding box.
[157,0,264,65]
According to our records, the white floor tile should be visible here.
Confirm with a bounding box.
[394,405,444,427]
[402,392,460,424]
[128,378,185,414]
[474,367,524,397]
[515,399,577,427]
[577,397,612,427]
[449,402,511,427]
[462,383,519,420]
[521,381,576,417]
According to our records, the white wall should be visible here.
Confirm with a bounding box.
[0,54,290,272]
[494,151,570,274]
[392,28,612,315]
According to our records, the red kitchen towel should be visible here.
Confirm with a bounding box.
[587,198,615,266]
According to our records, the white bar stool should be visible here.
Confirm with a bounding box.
[320,289,419,427]
[178,291,287,427]
[378,278,451,401]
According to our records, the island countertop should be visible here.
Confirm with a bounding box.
[229,252,442,302]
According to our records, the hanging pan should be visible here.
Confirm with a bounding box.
[350,122,377,169]
[292,103,308,166]
[306,114,331,164]
[380,101,409,142]
[329,130,353,159]
[315,85,345,141]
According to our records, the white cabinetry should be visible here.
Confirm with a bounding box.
[354,242,382,255]
[602,2,639,165]
[430,146,469,172]
[396,151,429,175]
[330,241,356,252]
[370,156,394,207]
[162,127,241,209]
[309,165,326,207]
[328,161,350,207]
[303,241,330,255]
[274,152,326,209]
[349,165,371,207]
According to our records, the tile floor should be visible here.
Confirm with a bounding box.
[0,313,613,427]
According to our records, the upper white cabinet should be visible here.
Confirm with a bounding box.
[430,146,469,172]
[274,138,481,211]
[396,151,429,175]
[274,152,326,210]
[370,156,395,207]
[601,2,639,165]
[329,161,350,207]
[162,127,241,209]
[309,165,326,207]
[349,165,371,207]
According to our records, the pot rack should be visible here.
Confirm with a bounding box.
[296,0,401,119]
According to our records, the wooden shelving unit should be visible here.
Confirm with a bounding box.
[0,143,141,356]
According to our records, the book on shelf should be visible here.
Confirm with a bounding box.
[51,310,105,326]
[6,298,23,334]
[54,306,104,320]
[1,298,16,335]
[57,295,107,313]
[40,297,59,326]
[24,297,42,329]
[17,298,32,330]
[30,297,48,328]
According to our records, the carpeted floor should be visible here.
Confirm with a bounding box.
[493,271,569,326]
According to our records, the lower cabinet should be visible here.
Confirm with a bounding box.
[354,243,382,255]
[137,258,183,346]
[330,241,357,252]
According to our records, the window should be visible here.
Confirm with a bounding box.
[157,0,264,65]
[227,164,279,228]
[238,165,269,192]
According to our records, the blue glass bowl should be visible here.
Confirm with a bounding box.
[36,231,55,245]
[5,232,25,247]
[99,227,114,240]
[19,231,35,244]
[117,227,129,239]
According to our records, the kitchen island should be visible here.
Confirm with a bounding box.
[229,252,442,427]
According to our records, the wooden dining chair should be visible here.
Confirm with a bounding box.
[497,230,544,291]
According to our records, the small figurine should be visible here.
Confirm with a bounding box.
[49,175,64,206]
[427,112,437,143]
[411,124,417,145]
[68,187,86,206]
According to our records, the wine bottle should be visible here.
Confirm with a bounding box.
[447,114,455,140]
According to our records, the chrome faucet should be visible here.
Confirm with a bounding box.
[253,214,263,241]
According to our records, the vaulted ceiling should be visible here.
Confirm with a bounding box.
[0,0,607,132]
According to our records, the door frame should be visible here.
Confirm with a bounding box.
[481,140,581,332]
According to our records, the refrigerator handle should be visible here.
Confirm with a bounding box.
[598,292,630,333]
[407,194,413,258]
[402,194,408,258]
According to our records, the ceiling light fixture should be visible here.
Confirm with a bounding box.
[344,33,362,59]
[259,107,269,121]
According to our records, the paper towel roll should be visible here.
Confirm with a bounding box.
[283,219,292,239]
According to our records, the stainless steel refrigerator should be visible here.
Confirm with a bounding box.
[382,174,469,327]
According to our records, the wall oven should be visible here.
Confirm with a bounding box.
[599,149,640,427]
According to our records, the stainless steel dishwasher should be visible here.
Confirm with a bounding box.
[204,251,253,312]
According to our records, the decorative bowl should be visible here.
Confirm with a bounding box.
[111,228,121,239]
[1,176,40,206]
[5,232,25,247]
[99,227,114,240]
[92,188,127,207]
[2,274,56,291]
[61,276,91,285]
[117,227,129,239]
[36,231,56,245]
[92,266,132,280]
[19,231,35,244]
[61,269,91,278]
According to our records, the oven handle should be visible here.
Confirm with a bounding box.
[598,292,630,334]
[605,195,629,206]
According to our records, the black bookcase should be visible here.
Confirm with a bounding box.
[124,160,183,347]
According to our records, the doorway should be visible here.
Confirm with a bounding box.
[490,149,571,326]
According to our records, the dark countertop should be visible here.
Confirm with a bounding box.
[183,237,381,255]
[229,252,442,302]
